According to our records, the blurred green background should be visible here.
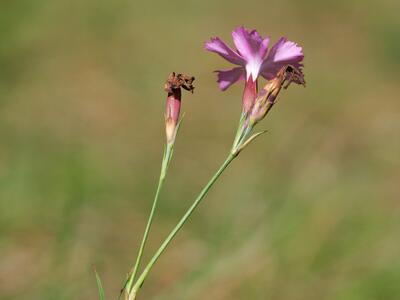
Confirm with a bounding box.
[1,0,399,299]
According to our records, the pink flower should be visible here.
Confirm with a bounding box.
[205,26,304,113]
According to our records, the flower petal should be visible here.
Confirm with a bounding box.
[232,27,269,61]
[260,37,304,80]
[232,27,270,80]
[258,35,270,60]
[215,67,245,91]
[205,37,245,66]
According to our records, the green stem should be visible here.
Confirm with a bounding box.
[232,112,247,150]
[128,152,238,299]
[124,143,174,296]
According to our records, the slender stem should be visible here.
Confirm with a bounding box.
[124,143,174,296]
[128,152,237,299]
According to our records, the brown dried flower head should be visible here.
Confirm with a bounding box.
[249,65,305,124]
[164,72,195,94]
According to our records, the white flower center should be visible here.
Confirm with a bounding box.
[245,57,262,80]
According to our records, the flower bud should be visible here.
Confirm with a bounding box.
[164,72,195,144]
[249,65,305,125]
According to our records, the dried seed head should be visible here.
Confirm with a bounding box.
[280,65,306,89]
[249,65,305,124]
[164,72,195,94]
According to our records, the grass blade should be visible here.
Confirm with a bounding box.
[94,268,106,300]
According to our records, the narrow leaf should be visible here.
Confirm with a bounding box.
[94,268,106,300]
[237,130,268,153]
